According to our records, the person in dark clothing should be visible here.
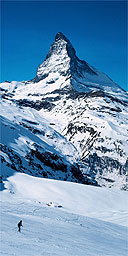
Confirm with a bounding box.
[18,220,23,232]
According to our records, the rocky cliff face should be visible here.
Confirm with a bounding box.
[35,32,97,82]
[0,32,128,190]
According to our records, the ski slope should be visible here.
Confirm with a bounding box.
[0,172,128,256]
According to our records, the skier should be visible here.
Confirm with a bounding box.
[18,220,23,232]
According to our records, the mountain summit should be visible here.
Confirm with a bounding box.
[48,31,76,59]
[36,32,98,83]
[34,32,124,96]
[55,32,70,42]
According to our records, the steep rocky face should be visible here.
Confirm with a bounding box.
[35,32,96,83]
[0,32,128,190]
[32,32,125,97]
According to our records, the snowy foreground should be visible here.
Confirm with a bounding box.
[0,173,128,256]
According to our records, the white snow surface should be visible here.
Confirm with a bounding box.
[0,100,78,163]
[0,172,128,256]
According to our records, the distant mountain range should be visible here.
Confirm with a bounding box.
[0,32,128,190]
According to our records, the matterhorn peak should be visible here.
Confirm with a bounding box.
[44,32,76,61]
[33,33,125,97]
[35,32,96,82]
[55,32,70,43]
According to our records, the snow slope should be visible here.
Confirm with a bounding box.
[0,113,86,185]
[0,172,128,256]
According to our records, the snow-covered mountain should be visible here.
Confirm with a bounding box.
[0,32,128,190]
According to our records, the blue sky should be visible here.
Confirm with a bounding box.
[1,1,127,90]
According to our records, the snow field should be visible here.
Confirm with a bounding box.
[0,173,128,255]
